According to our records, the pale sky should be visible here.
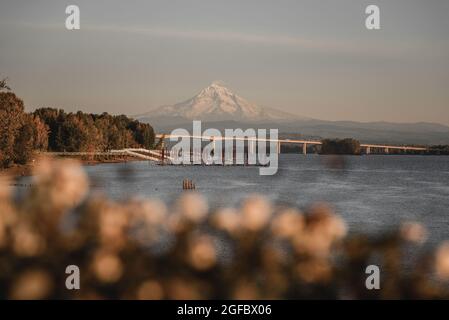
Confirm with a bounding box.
[0,0,448,124]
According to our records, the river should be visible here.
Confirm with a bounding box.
[82,154,449,245]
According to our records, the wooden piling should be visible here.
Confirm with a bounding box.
[182,179,196,190]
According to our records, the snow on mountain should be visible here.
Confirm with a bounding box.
[140,81,300,122]
[135,82,449,145]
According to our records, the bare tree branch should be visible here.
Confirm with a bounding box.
[0,76,11,91]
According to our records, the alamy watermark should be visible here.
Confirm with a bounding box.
[65,265,80,290]
[365,5,381,30]
[65,4,380,31]
[169,121,279,176]
[65,5,80,30]
[365,265,381,290]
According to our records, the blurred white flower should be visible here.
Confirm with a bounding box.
[294,204,346,258]
[188,234,217,271]
[271,208,304,239]
[435,241,449,279]
[211,208,241,234]
[241,195,272,231]
[400,222,427,244]
[91,250,123,283]
[9,269,53,300]
[175,192,208,223]
[12,222,46,256]
[31,157,88,212]
[98,204,129,248]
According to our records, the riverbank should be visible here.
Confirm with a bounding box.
[0,163,32,177]
[0,156,137,178]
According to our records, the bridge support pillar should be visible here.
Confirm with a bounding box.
[385,147,389,154]
[161,141,166,164]
[366,146,370,155]
[277,141,281,154]
[302,143,307,155]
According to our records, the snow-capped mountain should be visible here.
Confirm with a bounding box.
[139,81,299,122]
[135,82,449,145]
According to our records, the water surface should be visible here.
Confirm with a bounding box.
[84,155,449,245]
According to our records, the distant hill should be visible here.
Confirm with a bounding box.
[136,82,449,145]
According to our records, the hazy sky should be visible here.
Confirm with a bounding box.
[0,0,448,124]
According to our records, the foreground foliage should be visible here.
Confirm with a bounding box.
[1,158,449,299]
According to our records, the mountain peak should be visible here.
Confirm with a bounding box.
[198,81,234,99]
[210,80,227,88]
[144,82,300,122]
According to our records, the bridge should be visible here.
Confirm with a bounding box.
[42,136,427,166]
[156,134,427,155]
[43,148,173,162]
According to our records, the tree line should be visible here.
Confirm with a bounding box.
[321,138,361,155]
[428,145,449,155]
[0,80,155,168]
[33,108,154,153]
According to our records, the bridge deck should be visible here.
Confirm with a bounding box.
[42,149,167,162]
[156,134,427,151]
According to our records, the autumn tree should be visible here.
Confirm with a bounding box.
[33,108,65,151]
[30,115,49,151]
[0,91,49,167]
[13,118,35,164]
[128,120,155,149]
[35,109,155,153]
[0,92,25,167]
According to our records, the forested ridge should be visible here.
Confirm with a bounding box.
[33,108,154,152]
[0,79,155,168]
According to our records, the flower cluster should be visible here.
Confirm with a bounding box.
[0,157,448,299]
